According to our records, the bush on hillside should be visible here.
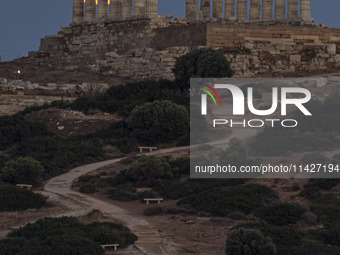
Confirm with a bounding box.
[226,228,277,255]
[0,157,44,186]
[178,184,277,217]
[0,217,137,255]
[126,100,189,144]
[173,48,234,91]
[0,185,46,212]
[253,203,305,226]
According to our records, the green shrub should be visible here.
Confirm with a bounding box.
[173,48,234,91]
[107,188,138,201]
[300,179,340,199]
[1,216,137,255]
[311,194,340,225]
[0,157,44,186]
[13,136,102,179]
[126,100,189,144]
[124,156,173,187]
[232,222,302,246]
[226,228,277,255]
[178,184,277,217]
[0,185,46,212]
[143,206,164,216]
[253,203,305,226]
[70,80,188,116]
[79,184,97,194]
[0,115,51,150]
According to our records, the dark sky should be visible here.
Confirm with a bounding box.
[0,0,339,61]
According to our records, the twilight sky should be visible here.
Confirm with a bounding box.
[0,0,339,61]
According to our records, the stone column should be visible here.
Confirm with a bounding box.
[85,0,96,22]
[72,0,84,24]
[122,0,133,18]
[262,0,273,21]
[225,0,236,21]
[97,0,108,20]
[186,0,198,19]
[249,0,261,22]
[212,0,223,19]
[135,0,146,16]
[237,0,247,22]
[300,0,312,22]
[287,0,299,20]
[200,0,210,19]
[146,0,158,16]
[110,0,121,19]
[275,0,286,20]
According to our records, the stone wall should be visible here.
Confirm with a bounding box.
[22,16,340,80]
[207,23,340,76]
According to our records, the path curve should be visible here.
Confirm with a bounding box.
[43,147,190,255]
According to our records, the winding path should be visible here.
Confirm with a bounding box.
[42,126,256,254]
[43,147,191,255]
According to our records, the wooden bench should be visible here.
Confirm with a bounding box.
[138,147,157,153]
[16,184,32,190]
[100,244,119,251]
[144,198,164,205]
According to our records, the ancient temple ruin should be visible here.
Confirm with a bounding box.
[72,0,158,23]
[73,0,312,24]
[185,0,312,22]
[23,0,339,81]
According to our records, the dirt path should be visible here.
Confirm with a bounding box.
[43,147,191,255]
[0,124,256,253]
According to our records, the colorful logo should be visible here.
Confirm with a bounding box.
[200,83,223,107]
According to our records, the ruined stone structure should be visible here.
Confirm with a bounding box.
[72,0,158,23]
[19,0,340,81]
[72,0,314,24]
[182,0,313,22]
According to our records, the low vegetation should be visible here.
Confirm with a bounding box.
[226,228,277,255]
[0,216,137,255]
[0,185,46,212]
[178,184,277,217]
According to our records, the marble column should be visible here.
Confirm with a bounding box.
[97,0,108,20]
[300,0,312,21]
[122,0,133,18]
[225,0,235,21]
[262,0,273,21]
[72,0,84,23]
[249,0,261,22]
[275,0,286,20]
[146,0,158,16]
[287,0,299,20]
[212,0,223,19]
[109,0,121,19]
[135,0,146,16]
[200,0,210,19]
[85,0,96,22]
[237,0,248,22]
[186,0,198,19]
